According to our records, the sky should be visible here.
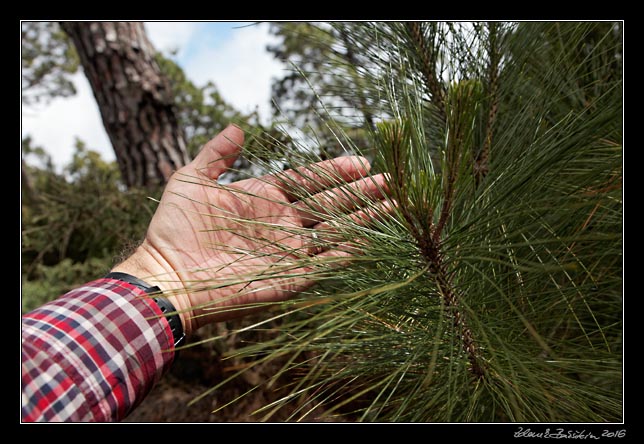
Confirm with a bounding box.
[21,22,285,170]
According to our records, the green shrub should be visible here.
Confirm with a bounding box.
[22,138,160,311]
[22,257,114,312]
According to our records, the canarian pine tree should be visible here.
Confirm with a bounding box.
[165,22,626,422]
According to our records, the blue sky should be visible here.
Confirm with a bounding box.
[21,21,284,170]
[173,22,255,65]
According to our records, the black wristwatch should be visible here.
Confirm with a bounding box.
[105,272,186,348]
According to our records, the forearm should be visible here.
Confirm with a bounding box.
[21,278,175,422]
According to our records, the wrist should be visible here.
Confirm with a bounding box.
[104,271,186,348]
[110,242,194,336]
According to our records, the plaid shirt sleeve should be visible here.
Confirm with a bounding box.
[21,278,176,422]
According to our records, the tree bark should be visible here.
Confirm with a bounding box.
[60,22,190,188]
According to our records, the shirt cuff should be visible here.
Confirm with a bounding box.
[22,278,176,422]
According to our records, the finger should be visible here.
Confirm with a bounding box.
[294,173,388,227]
[191,125,244,180]
[315,199,396,238]
[287,247,360,295]
[304,199,395,255]
[266,156,372,202]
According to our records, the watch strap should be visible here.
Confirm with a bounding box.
[105,272,186,348]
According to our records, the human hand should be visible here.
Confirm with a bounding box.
[113,125,388,336]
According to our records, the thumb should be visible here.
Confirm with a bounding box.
[192,124,244,180]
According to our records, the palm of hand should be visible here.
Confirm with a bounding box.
[147,172,312,323]
[132,126,385,333]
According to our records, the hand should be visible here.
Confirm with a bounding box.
[113,125,388,336]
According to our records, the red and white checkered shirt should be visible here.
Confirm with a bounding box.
[21,278,176,422]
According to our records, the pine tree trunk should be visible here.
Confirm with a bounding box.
[60,22,190,188]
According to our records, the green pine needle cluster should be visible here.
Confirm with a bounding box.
[186,22,622,422]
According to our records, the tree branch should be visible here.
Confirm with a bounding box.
[474,22,500,186]
[405,22,446,118]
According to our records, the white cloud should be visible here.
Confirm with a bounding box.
[144,22,203,57]
[183,23,285,122]
[21,72,113,170]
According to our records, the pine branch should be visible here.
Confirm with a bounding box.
[474,22,500,186]
[383,119,485,378]
[404,22,446,118]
